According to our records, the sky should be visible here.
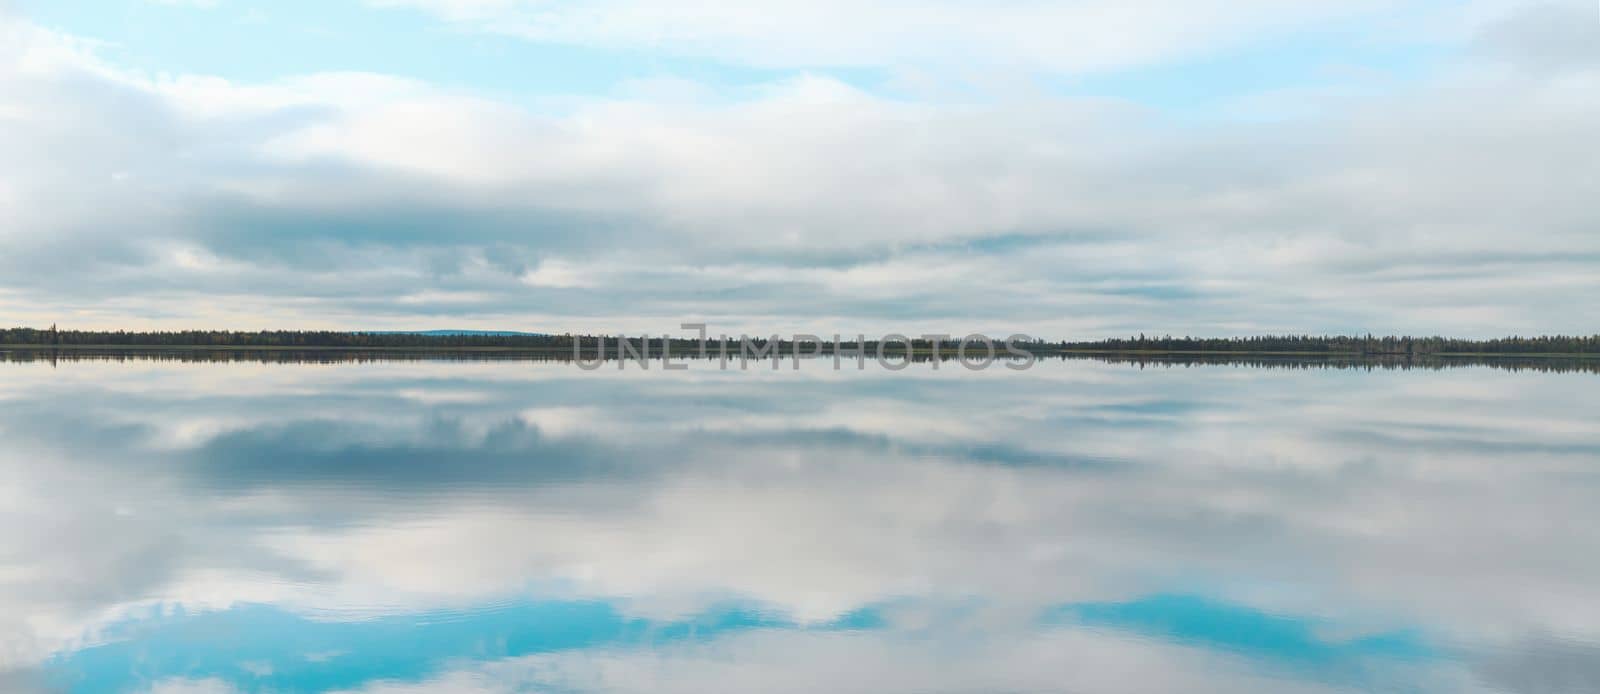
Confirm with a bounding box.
[0,0,1597,337]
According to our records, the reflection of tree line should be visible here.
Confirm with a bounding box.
[1058,334,1600,356]
[5,348,1599,374]
[0,349,575,365]
[1049,353,1600,374]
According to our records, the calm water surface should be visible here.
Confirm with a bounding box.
[2,358,1597,693]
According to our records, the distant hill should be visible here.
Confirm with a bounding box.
[367,330,547,337]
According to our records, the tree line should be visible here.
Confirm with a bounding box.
[9,347,1600,373]
[0,327,573,349]
[1058,334,1600,355]
[2,327,1598,355]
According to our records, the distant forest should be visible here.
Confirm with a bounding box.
[8,349,1600,374]
[2,327,1598,356]
[0,327,576,349]
[1057,334,1600,355]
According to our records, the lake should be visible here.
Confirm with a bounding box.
[2,355,1597,693]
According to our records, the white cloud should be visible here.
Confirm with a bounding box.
[338,627,1377,694]
[368,0,1407,75]
[144,679,239,694]
[146,0,221,8]
[0,6,1597,335]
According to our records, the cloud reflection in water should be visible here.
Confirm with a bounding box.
[0,358,1596,692]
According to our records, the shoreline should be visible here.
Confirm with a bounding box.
[4,344,1598,360]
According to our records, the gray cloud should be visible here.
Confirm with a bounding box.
[1,7,1597,335]
[1471,1,1600,72]
[1474,635,1600,694]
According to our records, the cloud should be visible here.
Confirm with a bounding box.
[0,6,1597,335]
[366,0,1407,75]
[1469,1,1600,72]
[146,0,221,8]
[144,679,239,694]
[1473,635,1600,694]
[336,627,1375,694]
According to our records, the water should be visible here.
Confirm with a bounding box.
[1,357,1596,693]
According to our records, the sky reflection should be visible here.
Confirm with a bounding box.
[1,359,1597,693]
